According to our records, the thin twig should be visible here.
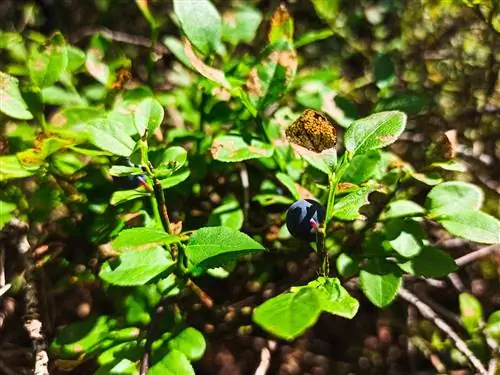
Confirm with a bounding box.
[254,342,274,375]
[139,300,166,375]
[71,26,169,55]
[186,279,214,309]
[455,244,500,267]
[399,286,488,375]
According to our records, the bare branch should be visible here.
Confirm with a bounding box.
[399,286,488,375]
[455,244,500,267]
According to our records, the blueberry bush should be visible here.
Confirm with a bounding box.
[1,1,499,374]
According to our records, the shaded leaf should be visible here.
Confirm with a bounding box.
[397,246,457,277]
[360,259,402,307]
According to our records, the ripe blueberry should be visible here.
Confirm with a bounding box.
[286,199,325,240]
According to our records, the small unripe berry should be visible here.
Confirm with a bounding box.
[286,199,325,240]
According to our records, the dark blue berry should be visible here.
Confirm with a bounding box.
[286,199,325,240]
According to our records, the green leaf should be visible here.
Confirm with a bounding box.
[360,259,402,308]
[333,187,371,221]
[28,32,68,87]
[0,72,33,119]
[159,168,190,189]
[298,277,359,319]
[149,350,195,375]
[207,197,244,230]
[253,194,294,206]
[110,189,150,206]
[344,111,407,155]
[397,246,457,277]
[112,228,181,252]
[211,135,273,162]
[162,36,193,69]
[253,287,321,340]
[295,29,334,48]
[85,35,111,85]
[374,53,396,89]
[65,45,86,71]
[51,315,114,359]
[108,165,142,177]
[276,172,301,200]
[151,146,187,177]
[438,210,500,244]
[342,150,381,184]
[173,0,221,55]
[86,119,136,157]
[425,181,484,216]
[336,253,359,279]
[222,5,262,45]
[99,247,174,286]
[134,98,164,136]
[0,155,38,181]
[185,226,264,270]
[310,0,340,23]
[459,292,483,335]
[374,91,431,115]
[168,327,206,361]
[381,200,425,220]
[41,86,87,106]
[385,218,426,258]
[485,311,500,341]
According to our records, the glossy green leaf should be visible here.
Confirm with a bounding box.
[295,277,359,319]
[438,210,500,244]
[173,0,221,55]
[112,228,181,252]
[168,327,206,361]
[159,168,190,189]
[207,197,244,230]
[86,119,136,157]
[185,226,264,270]
[425,181,484,216]
[211,135,273,162]
[397,246,457,277]
[134,98,164,136]
[99,247,174,286]
[149,350,195,375]
[344,111,407,155]
[385,218,426,258]
[0,72,33,119]
[253,287,321,340]
[152,146,187,177]
[28,32,68,87]
[342,150,381,184]
[381,200,425,220]
[360,259,402,308]
[459,292,483,335]
[222,5,262,45]
[333,187,371,221]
